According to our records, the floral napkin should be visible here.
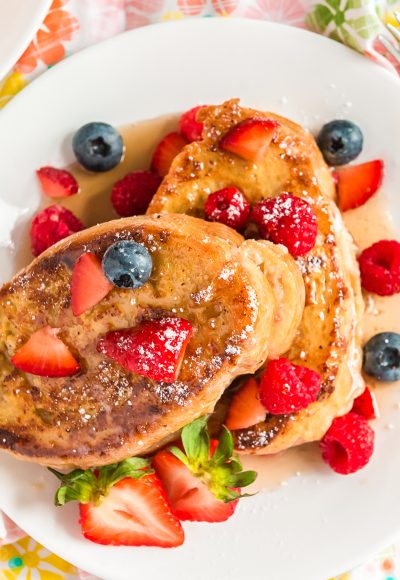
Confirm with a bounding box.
[0,1,399,579]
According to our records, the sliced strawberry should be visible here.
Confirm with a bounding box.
[97,317,193,382]
[153,449,237,522]
[151,132,188,177]
[71,253,113,316]
[179,105,207,142]
[336,159,384,211]
[351,386,379,421]
[219,118,278,163]
[36,166,79,198]
[11,326,80,377]
[225,377,266,430]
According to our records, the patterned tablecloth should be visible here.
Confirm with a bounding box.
[0,1,399,578]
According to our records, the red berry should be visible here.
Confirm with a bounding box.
[30,205,84,257]
[336,160,384,212]
[351,387,379,421]
[252,193,317,257]
[220,118,278,163]
[179,105,207,142]
[225,377,266,430]
[111,171,162,217]
[259,357,321,414]
[71,253,113,316]
[151,132,188,177]
[204,187,250,230]
[320,412,375,474]
[36,166,79,198]
[358,240,400,296]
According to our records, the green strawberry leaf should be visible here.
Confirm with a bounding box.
[181,415,209,466]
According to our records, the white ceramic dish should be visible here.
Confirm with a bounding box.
[0,0,51,81]
[0,19,399,580]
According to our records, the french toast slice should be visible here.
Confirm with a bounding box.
[0,214,304,468]
[148,100,365,454]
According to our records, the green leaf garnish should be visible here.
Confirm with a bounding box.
[170,416,257,503]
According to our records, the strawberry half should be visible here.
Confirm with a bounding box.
[50,458,184,547]
[153,416,256,522]
[71,253,113,316]
[36,167,79,198]
[151,132,188,177]
[225,378,266,431]
[336,159,384,211]
[11,326,80,377]
[219,118,278,163]
[97,317,193,382]
[351,386,379,421]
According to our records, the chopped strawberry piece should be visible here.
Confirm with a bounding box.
[11,326,80,377]
[151,132,188,177]
[30,205,84,257]
[36,166,79,198]
[111,171,162,217]
[71,253,113,316]
[79,475,184,547]
[97,317,193,382]
[219,118,278,163]
[351,387,379,420]
[336,160,384,212]
[179,105,207,142]
[153,449,238,522]
[225,378,266,430]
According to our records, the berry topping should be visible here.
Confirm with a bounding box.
[363,332,400,382]
[51,458,184,547]
[36,167,79,198]
[97,317,193,382]
[179,105,207,142]
[317,119,363,166]
[30,205,84,257]
[351,387,379,421]
[11,326,80,377]
[102,240,152,289]
[71,253,113,316]
[153,416,256,521]
[72,122,124,172]
[225,377,266,430]
[320,412,375,474]
[151,131,188,177]
[336,159,384,212]
[358,240,400,296]
[220,118,278,163]
[204,187,250,230]
[111,171,162,217]
[259,357,321,414]
[252,193,317,257]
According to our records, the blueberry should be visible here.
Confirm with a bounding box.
[72,122,124,172]
[317,120,363,166]
[363,332,400,382]
[102,241,152,288]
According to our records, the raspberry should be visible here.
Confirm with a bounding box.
[259,357,321,414]
[320,412,375,474]
[252,193,317,257]
[30,205,84,256]
[358,240,400,296]
[204,187,250,230]
[179,105,207,142]
[111,171,162,217]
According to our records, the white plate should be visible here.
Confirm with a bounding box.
[0,0,51,81]
[0,19,400,580]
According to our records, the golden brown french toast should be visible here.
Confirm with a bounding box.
[0,214,304,468]
[148,100,365,454]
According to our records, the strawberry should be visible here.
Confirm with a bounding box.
[11,326,80,377]
[97,317,193,382]
[219,118,278,163]
[71,253,113,316]
[151,132,188,177]
[225,378,266,430]
[351,386,379,421]
[179,105,207,142]
[36,166,79,198]
[153,416,256,522]
[336,159,384,211]
[50,458,184,547]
